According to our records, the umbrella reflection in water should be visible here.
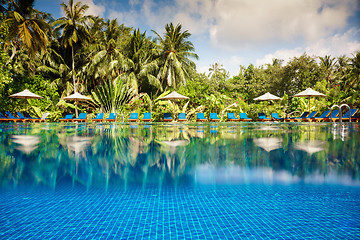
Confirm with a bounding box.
[65,135,93,188]
[253,137,283,152]
[294,140,325,155]
[12,135,41,154]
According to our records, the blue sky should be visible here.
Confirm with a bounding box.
[35,0,360,76]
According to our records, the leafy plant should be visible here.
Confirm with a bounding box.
[91,76,135,113]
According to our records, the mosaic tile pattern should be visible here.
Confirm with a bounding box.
[1,183,359,239]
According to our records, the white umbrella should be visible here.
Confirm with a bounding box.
[294,140,325,155]
[254,92,282,101]
[9,89,43,111]
[253,137,283,152]
[63,92,92,118]
[12,135,41,154]
[159,91,189,121]
[293,88,326,112]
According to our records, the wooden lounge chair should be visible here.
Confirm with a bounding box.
[142,112,152,122]
[257,113,272,122]
[239,113,252,122]
[209,113,220,122]
[196,113,207,122]
[291,111,317,122]
[128,113,139,122]
[227,113,239,122]
[21,112,49,122]
[164,113,173,122]
[71,113,87,122]
[106,113,117,122]
[0,112,21,122]
[310,110,336,122]
[324,109,358,122]
[92,113,104,122]
[285,112,310,122]
[16,112,46,122]
[270,113,285,121]
[59,114,73,122]
[5,111,24,122]
[178,113,187,122]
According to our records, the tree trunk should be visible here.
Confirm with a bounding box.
[72,45,78,118]
[72,45,76,93]
[5,44,17,65]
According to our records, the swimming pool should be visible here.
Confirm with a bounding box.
[0,122,359,239]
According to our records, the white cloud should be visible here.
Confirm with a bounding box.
[255,28,360,66]
[101,0,358,51]
[75,0,106,17]
[209,0,357,50]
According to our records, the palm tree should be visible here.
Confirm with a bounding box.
[209,62,225,79]
[319,55,336,85]
[123,29,161,94]
[53,0,92,93]
[3,0,50,63]
[152,23,198,91]
[86,19,131,89]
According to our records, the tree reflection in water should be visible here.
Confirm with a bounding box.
[0,122,359,190]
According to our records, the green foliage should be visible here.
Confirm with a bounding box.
[91,76,135,113]
[1,0,359,121]
[0,74,59,117]
[0,50,13,90]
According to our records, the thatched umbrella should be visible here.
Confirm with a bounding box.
[293,88,325,112]
[254,92,282,101]
[159,91,189,121]
[63,92,92,118]
[9,89,43,111]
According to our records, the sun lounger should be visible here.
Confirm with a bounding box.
[310,110,336,122]
[16,112,40,122]
[164,113,173,122]
[196,113,207,122]
[270,113,285,121]
[21,112,47,122]
[128,113,139,122]
[71,113,87,122]
[106,113,117,122]
[0,112,20,122]
[239,113,252,122]
[59,114,73,122]
[291,111,317,122]
[257,113,272,122]
[178,113,187,122]
[142,112,152,122]
[324,109,358,122]
[227,113,239,122]
[4,111,24,122]
[92,113,104,122]
[209,113,220,122]
[285,112,309,122]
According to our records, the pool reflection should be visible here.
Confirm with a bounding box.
[0,122,359,190]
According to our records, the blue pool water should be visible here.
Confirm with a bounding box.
[0,122,359,239]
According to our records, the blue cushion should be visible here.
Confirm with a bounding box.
[129,113,138,119]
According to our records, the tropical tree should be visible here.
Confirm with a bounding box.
[319,55,336,86]
[3,0,50,63]
[208,62,225,80]
[86,19,131,89]
[53,0,92,93]
[91,76,135,114]
[123,29,161,94]
[153,23,198,91]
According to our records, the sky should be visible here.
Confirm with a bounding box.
[34,0,360,76]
